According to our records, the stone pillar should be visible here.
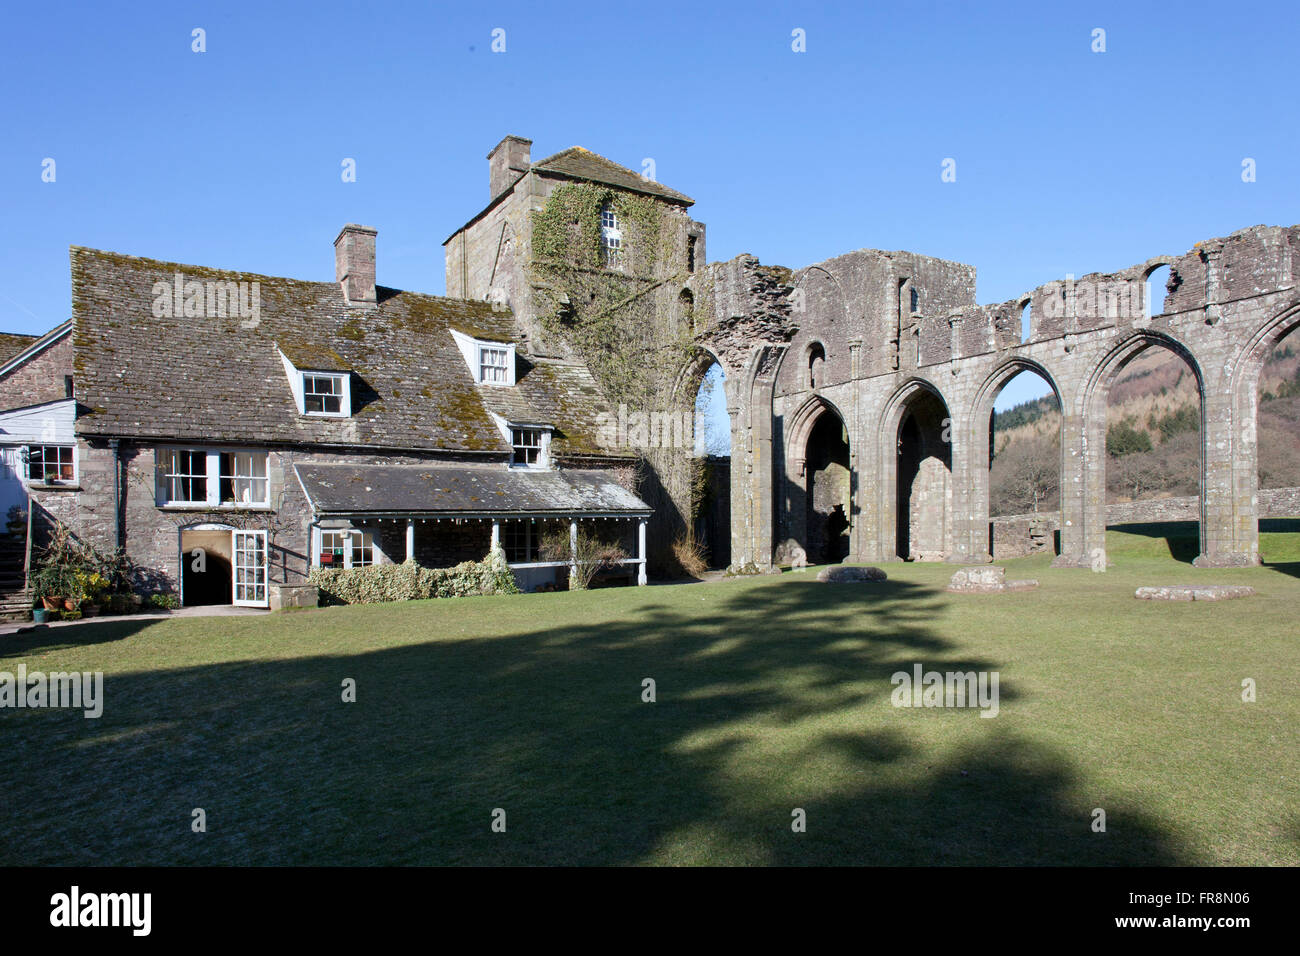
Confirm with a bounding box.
[1052,408,1094,568]
[405,519,414,562]
[1194,383,1259,566]
[946,409,985,562]
[963,404,994,563]
[847,340,863,561]
[749,372,779,568]
[726,345,783,570]
[490,520,501,552]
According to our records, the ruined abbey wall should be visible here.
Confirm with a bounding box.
[697,224,1300,571]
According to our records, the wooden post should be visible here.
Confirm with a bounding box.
[569,519,578,586]
[637,518,648,586]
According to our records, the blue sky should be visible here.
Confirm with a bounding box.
[2,0,1296,435]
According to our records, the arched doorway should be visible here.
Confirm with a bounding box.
[692,359,730,569]
[1079,332,1206,565]
[989,368,1062,558]
[803,405,851,563]
[968,360,1064,561]
[180,524,234,606]
[895,389,951,560]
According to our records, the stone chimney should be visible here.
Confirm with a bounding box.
[487,135,532,200]
[334,224,378,309]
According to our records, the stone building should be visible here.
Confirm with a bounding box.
[0,215,655,607]
[1,135,1297,610]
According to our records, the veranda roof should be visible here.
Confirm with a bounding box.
[294,462,651,519]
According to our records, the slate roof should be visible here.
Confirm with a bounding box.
[444,145,694,244]
[295,462,651,516]
[531,147,694,206]
[70,247,624,458]
[0,333,39,365]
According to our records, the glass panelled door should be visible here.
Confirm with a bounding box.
[232,530,268,607]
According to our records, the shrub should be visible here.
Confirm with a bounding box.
[308,550,520,606]
[537,527,627,591]
[671,532,708,578]
[148,593,181,611]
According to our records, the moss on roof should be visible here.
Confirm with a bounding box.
[0,332,39,365]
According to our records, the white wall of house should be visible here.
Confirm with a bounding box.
[0,398,77,517]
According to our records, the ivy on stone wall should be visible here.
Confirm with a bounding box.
[529,182,695,412]
[529,182,716,563]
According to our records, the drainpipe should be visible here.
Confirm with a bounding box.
[109,438,121,553]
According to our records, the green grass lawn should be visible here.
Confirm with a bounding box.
[2,526,1297,866]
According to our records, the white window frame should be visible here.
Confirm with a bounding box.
[480,346,509,385]
[25,443,77,486]
[163,448,209,505]
[510,426,548,468]
[218,451,270,507]
[449,330,516,387]
[160,448,271,509]
[314,528,379,569]
[302,372,350,417]
[601,204,623,270]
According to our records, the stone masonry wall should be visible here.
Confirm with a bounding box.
[33,439,629,599]
[0,334,73,410]
[990,486,1300,558]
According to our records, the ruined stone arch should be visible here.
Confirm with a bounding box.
[786,392,849,470]
[1016,295,1033,343]
[1078,329,1208,562]
[793,265,852,327]
[1080,329,1205,418]
[1221,299,1300,563]
[1231,300,1300,398]
[965,357,1065,560]
[876,377,953,561]
[1139,257,1177,317]
[784,392,852,564]
[672,343,732,414]
[1138,257,1175,280]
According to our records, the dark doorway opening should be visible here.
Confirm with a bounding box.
[896,391,951,560]
[805,410,851,563]
[181,530,233,606]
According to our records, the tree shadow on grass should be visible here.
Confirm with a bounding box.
[2,619,158,654]
[1108,521,1200,562]
[0,577,1188,866]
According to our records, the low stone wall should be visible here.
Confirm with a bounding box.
[991,487,1300,559]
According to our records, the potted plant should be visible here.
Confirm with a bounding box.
[63,570,86,612]
[75,570,109,616]
[31,565,70,612]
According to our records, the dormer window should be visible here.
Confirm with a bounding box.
[512,427,542,466]
[303,372,349,416]
[450,329,516,387]
[480,346,509,384]
[601,203,623,270]
[278,346,353,418]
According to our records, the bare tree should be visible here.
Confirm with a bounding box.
[990,433,1059,515]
